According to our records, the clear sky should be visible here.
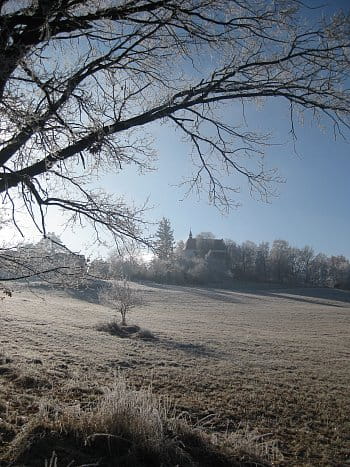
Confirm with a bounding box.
[99,97,350,259]
[1,0,349,260]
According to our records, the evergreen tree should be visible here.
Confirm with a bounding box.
[155,218,174,261]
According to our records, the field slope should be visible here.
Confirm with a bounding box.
[0,283,349,466]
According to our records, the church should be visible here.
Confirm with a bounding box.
[183,231,229,272]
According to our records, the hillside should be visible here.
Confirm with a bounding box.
[0,283,349,465]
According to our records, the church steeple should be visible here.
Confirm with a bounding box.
[184,229,196,253]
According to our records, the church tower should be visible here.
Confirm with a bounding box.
[184,229,197,257]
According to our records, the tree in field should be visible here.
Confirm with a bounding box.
[155,218,174,261]
[0,0,349,260]
[100,278,142,326]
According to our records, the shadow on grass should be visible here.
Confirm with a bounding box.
[66,279,106,304]
[95,318,218,359]
[142,281,245,304]
[236,287,350,308]
[142,280,350,307]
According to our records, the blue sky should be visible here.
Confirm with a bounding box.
[1,0,349,260]
[100,0,350,259]
[99,96,350,259]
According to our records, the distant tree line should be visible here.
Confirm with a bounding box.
[88,218,350,290]
[2,219,349,290]
[225,239,350,288]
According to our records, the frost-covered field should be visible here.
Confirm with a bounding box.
[1,283,349,465]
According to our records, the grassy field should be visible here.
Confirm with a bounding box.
[0,282,349,466]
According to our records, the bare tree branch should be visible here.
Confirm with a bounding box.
[0,0,348,247]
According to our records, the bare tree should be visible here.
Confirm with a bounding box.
[100,278,142,326]
[0,0,349,250]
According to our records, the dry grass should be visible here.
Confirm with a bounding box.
[4,376,187,465]
[95,320,155,340]
[1,366,270,466]
[0,282,349,465]
[95,318,132,337]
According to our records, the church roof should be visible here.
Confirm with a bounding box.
[184,233,226,252]
[185,236,197,250]
[206,239,226,250]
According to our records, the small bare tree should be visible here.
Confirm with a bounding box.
[101,279,142,326]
